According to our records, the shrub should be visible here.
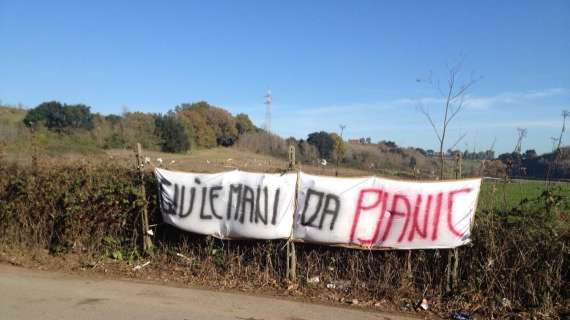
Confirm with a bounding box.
[155,114,190,153]
[235,113,256,135]
[307,131,335,160]
[23,101,94,132]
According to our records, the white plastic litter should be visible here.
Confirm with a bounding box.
[132,261,150,271]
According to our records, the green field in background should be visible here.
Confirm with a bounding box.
[478,179,570,212]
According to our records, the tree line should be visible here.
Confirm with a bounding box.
[18,100,570,179]
[23,100,259,153]
[21,101,347,161]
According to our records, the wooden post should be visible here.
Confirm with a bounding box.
[446,153,463,290]
[454,152,460,179]
[135,143,154,255]
[445,249,452,293]
[286,239,290,280]
[286,240,296,282]
[287,145,295,171]
[404,249,412,289]
[458,152,463,179]
[452,247,459,288]
[451,153,462,288]
[286,145,297,282]
[290,238,297,282]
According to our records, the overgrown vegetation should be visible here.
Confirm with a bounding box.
[0,162,567,318]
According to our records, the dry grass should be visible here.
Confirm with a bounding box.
[108,147,374,177]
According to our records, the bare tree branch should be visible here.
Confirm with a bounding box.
[418,105,442,143]
[449,132,467,150]
[416,59,478,179]
[447,96,465,125]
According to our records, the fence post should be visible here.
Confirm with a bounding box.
[404,249,412,289]
[445,250,453,293]
[135,143,154,255]
[286,145,297,282]
[458,153,463,179]
[454,152,462,179]
[446,153,463,291]
[452,153,462,288]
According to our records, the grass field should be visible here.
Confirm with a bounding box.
[478,178,570,212]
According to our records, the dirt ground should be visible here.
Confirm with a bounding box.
[0,263,428,320]
[0,247,435,320]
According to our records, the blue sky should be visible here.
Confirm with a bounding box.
[0,1,568,154]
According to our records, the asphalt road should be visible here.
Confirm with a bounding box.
[0,264,421,320]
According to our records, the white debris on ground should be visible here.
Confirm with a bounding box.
[420,298,430,310]
[176,253,193,265]
[307,276,320,284]
[132,261,150,271]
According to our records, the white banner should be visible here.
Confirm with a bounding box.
[293,173,481,249]
[155,168,297,239]
[155,169,481,249]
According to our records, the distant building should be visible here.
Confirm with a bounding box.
[348,139,361,145]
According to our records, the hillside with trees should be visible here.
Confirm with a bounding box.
[1,101,258,155]
[1,100,569,179]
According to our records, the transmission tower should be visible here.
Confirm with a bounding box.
[339,124,346,139]
[264,90,272,134]
[514,128,527,154]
